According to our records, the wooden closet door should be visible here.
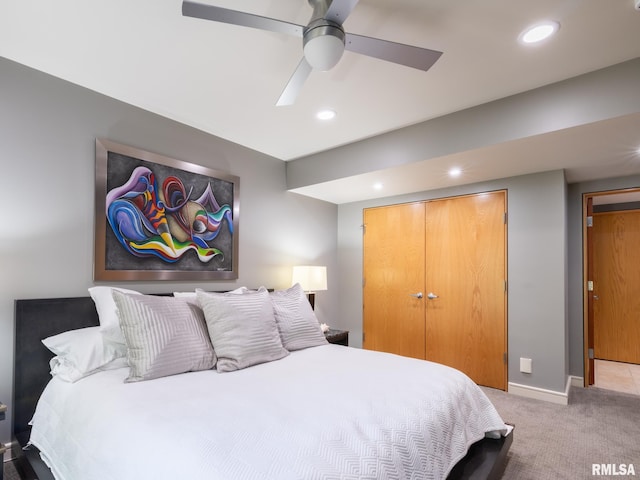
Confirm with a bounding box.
[424,192,507,390]
[363,202,426,359]
[362,192,508,390]
[593,210,640,364]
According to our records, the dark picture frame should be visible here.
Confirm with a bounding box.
[94,138,239,281]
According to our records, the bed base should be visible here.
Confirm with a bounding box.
[13,295,513,480]
[12,443,53,480]
[448,427,513,480]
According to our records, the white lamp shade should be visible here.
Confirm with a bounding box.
[292,266,327,292]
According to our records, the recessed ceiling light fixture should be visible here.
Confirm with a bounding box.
[519,21,560,44]
[448,167,462,178]
[316,109,336,120]
[373,182,383,190]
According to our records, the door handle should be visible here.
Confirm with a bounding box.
[409,292,423,299]
[427,292,439,300]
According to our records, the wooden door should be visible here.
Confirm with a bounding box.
[362,202,426,359]
[424,192,507,390]
[592,210,640,364]
[586,197,595,385]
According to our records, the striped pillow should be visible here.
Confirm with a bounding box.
[112,292,216,382]
[197,289,289,372]
[270,283,328,351]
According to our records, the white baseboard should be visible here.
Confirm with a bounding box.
[2,441,16,461]
[570,375,584,388]
[508,376,572,405]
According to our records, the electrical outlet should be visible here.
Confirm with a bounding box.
[520,357,532,374]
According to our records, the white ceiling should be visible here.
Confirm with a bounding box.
[1,0,640,203]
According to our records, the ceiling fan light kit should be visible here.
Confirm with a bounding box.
[182,0,443,105]
[303,19,345,71]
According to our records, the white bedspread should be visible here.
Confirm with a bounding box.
[29,345,508,480]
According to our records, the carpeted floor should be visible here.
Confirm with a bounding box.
[482,385,640,479]
[3,460,20,480]
[3,386,639,479]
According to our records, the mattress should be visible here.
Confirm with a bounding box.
[29,344,508,480]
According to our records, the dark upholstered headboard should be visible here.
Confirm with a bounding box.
[13,297,100,445]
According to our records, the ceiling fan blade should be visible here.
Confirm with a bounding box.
[345,33,442,71]
[182,1,303,37]
[325,0,360,25]
[276,58,313,106]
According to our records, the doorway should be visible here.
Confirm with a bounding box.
[583,188,640,394]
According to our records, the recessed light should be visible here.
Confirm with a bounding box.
[373,182,383,190]
[449,167,462,177]
[519,21,560,44]
[316,109,336,120]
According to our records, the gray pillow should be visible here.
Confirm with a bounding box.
[112,292,216,382]
[270,283,328,351]
[196,289,289,372]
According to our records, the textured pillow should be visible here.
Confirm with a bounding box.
[112,292,216,382]
[196,289,289,372]
[89,286,142,345]
[270,283,328,351]
[42,326,127,382]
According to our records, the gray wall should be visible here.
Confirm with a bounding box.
[336,170,569,393]
[288,59,640,189]
[567,174,640,379]
[0,58,338,445]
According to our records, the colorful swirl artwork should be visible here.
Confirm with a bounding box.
[106,166,233,264]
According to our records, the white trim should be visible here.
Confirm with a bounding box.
[2,441,16,461]
[570,375,584,388]
[508,377,571,405]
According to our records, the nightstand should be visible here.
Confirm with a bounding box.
[325,329,349,346]
[0,401,6,480]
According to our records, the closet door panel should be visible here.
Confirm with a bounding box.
[363,202,426,359]
[425,192,507,390]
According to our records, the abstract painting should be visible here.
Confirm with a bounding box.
[94,139,239,281]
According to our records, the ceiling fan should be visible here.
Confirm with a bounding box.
[182,0,443,106]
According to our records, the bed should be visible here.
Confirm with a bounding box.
[13,288,513,480]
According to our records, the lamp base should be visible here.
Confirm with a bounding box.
[306,292,316,310]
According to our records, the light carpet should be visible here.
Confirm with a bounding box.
[482,385,640,479]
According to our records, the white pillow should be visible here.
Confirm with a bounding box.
[197,289,289,372]
[49,357,129,383]
[270,283,328,351]
[89,286,141,345]
[113,292,217,382]
[172,291,197,299]
[42,326,127,382]
[173,287,251,300]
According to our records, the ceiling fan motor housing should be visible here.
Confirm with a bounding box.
[303,17,346,71]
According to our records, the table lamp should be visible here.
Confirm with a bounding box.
[292,265,327,310]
